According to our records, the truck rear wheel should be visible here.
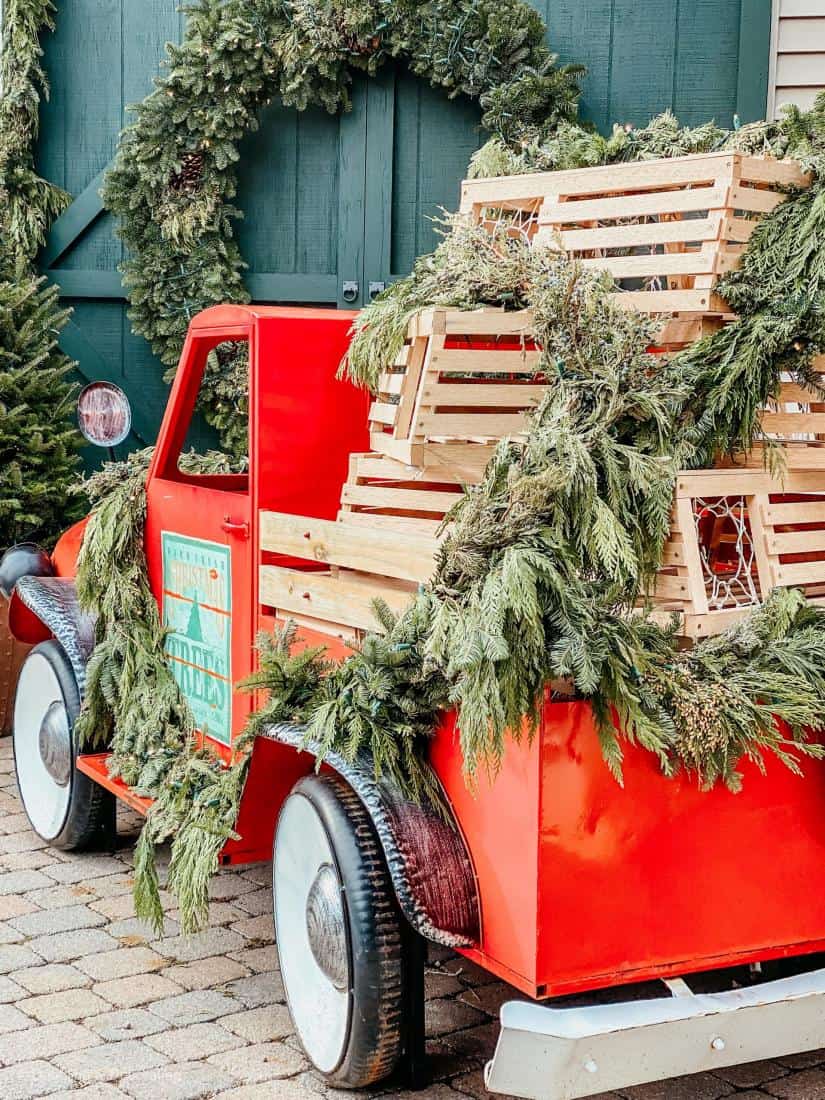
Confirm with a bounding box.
[273,774,407,1088]
[13,640,114,850]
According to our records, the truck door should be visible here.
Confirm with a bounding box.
[144,325,254,763]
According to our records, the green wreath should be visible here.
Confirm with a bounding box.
[102,0,583,452]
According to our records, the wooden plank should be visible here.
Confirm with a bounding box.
[763,500,825,525]
[340,484,460,513]
[443,311,533,336]
[768,529,825,555]
[675,496,709,614]
[41,168,108,269]
[611,289,729,314]
[416,412,529,438]
[578,251,719,278]
[761,412,825,434]
[652,573,692,600]
[729,185,787,214]
[245,273,338,302]
[539,185,730,225]
[378,372,406,396]
[774,559,825,586]
[337,80,368,308]
[394,337,429,440]
[778,17,825,51]
[339,511,445,535]
[351,453,470,485]
[430,349,540,374]
[368,402,399,428]
[259,511,437,583]
[675,469,789,497]
[558,216,722,251]
[260,566,416,632]
[420,383,546,407]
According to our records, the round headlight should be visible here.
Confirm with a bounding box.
[76,382,132,448]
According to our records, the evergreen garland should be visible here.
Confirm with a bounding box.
[0,0,80,549]
[101,0,582,453]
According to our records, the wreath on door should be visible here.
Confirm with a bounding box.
[102,0,583,452]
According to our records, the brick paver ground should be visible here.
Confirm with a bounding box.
[0,737,823,1099]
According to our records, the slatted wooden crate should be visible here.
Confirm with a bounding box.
[369,307,538,477]
[650,468,825,637]
[460,152,809,317]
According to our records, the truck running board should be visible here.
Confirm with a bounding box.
[485,967,825,1100]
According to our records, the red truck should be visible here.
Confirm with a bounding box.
[3,306,825,1099]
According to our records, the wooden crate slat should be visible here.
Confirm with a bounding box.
[538,185,729,226]
[763,499,825,525]
[259,510,437,583]
[558,215,723,251]
[611,289,729,314]
[773,559,825,587]
[429,349,540,374]
[416,412,529,438]
[369,401,399,428]
[341,483,461,514]
[419,382,546,408]
[260,566,416,633]
[337,510,445,535]
[768,529,825,555]
[761,411,825,434]
[578,249,721,279]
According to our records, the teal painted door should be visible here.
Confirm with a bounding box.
[36,1,771,448]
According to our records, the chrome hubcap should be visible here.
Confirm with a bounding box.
[306,863,348,991]
[38,701,72,787]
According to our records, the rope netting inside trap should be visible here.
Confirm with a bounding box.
[694,496,761,611]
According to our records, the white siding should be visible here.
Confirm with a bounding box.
[768,0,825,117]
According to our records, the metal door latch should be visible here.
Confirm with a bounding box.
[342,281,359,303]
[369,281,387,300]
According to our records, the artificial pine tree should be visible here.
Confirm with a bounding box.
[0,273,80,548]
[0,0,80,550]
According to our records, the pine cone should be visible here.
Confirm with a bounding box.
[170,152,205,193]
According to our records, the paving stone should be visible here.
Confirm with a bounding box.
[107,916,179,941]
[0,895,38,920]
[216,1084,311,1100]
[238,866,271,888]
[0,975,24,1003]
[0,851,61,872]
[49,1087,131,1100]
[149,989,239,1025]
[55,1038,168,1083]
[766,1068,825,1097]
[86,876,138,901]
[161,956,249,991]
[426,997,486,1037]
[713,1059,789,1088]
[776,1050,825,1069]
[622,1072,734,1099]
[457,982,513,1017]
[23,884,96,910]
[207,1041,306,1083]
[219,1005,293,1044]
[121,1061,236,1099]
[145,1020,245,1061]
[92,973,183,1009]
[20,987,111,1024]
[27,928,118,963]
[222,971,283,1008]
[208,876,258,901]
[229,915,274,942]
[0,944,43,974]
[169,902,245,927]
[232,890,272,917]
[47,1086,131,1095]
[0,1021,102,1065]
[9,904,106,937]
[0,831,49,854]
[440,1021,499,1060]
[155,929,246,964]
[11,963,90,995]
[0,1059,74,1099]
[0,812,34,835]
[76,946,167,982]
[44,857,127,884]
[0,1003,35,1034]
[227,946,278,974]
[84,1009,168,1042]
[0,923,25,944]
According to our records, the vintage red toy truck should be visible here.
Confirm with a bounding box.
[3,305,825,1099]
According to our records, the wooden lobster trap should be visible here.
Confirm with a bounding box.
[459,151,809,317]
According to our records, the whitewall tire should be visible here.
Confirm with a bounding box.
[13,640,113,849]
[273,774,408,1088]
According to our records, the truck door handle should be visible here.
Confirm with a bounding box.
[221,517,250,539]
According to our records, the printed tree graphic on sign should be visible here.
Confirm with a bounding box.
[186,593,204,643]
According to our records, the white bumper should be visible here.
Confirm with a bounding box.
[485,968,825,1100]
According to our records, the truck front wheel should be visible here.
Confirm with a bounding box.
[13,640,114,849]
[273,774,408,1088]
